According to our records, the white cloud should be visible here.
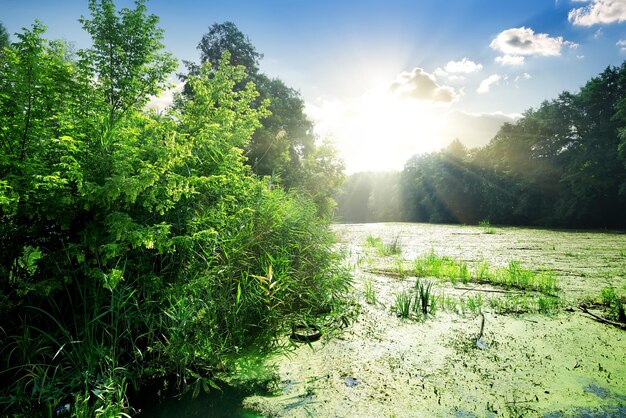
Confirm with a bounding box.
[434,67,448,78]
[389,68,460,103]
[444,58,483,73]
[618,39,626,51]
[447,75,466,82]
[495,55,526,66]
[514,73,532,82]
[568,0,626,26]
[490,27,567,56]
[477,74,503,94]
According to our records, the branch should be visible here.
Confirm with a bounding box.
[579,306,626,331]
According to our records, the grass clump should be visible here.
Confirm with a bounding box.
[365,235,402,257]
[600,287,626,322]
[409,252,561,317]
[479,219,497,234]
[414,279,437,316]
[393,290,413,319]
[413,250,470,283]
[392,279,438,320]
[488,261,558,295]
[364,280,377,305]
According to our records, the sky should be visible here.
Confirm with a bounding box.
[2,0,626,172]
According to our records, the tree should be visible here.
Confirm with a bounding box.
[183,21,343,215]
[0,22,9,51]
[196,21,262,73]
[79,0,177,131]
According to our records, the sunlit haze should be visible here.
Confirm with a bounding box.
[4,0,625,172]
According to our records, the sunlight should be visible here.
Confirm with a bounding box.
[308,85,450,173]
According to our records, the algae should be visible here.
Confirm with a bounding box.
[243,223,626,417]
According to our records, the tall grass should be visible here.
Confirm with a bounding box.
[413,250,470,284]
[365,235,402,257]
[479,219,496,234]
[411,251,557,295]
[392,279,438,320]
[0,189,353,416]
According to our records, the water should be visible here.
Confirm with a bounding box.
[136,383,263,418]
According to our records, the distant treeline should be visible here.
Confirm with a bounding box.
[336,62,626,228]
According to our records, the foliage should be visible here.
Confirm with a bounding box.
[363,280,377,305]
[0,2,351,416]
[0,21,9,51]
[196,21,263,74]
[393,290,412,319]
[181,22,344,216]
[413,251,471,284]
[414,278,437,317]
[392,280,437,320]
[478,219,496,234]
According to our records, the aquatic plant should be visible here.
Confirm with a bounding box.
[479,219,496,234]
[537,295,560,314]
[393,291,413,319]
[365,234,402,257]
[365,235,383,248]
[364,280,377,305]
[383,236,402,256]
[465,294,484,314]
[414,279,437,316]
[411,252,558,295]
[600,287,625,322]
[413,250,469,283]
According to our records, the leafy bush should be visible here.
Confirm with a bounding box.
[0,2,351,415]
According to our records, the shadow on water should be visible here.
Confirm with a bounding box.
[543,384,626,418]
[135,383,263,418]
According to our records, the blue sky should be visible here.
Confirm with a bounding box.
[2,0,626,172]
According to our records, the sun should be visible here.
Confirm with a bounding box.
[311,86,451,173]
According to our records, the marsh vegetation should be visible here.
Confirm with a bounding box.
[244,223,626,417]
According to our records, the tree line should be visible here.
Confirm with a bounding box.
[336,62,626,229]
[0,2,348,415]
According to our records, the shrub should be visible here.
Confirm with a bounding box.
[0,5,351,415]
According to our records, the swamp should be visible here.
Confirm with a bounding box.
[241,223,626,417]
[2,1,626,416]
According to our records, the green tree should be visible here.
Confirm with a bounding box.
[0,22,9,51]
[79,0,177,131]
[183,22,343,215]
[197,21,262,73]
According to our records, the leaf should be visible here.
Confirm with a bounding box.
[207,378,222,392]
[192,379,201,399]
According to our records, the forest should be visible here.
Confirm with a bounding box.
[336,62,626,228]
[0,1,348,416]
